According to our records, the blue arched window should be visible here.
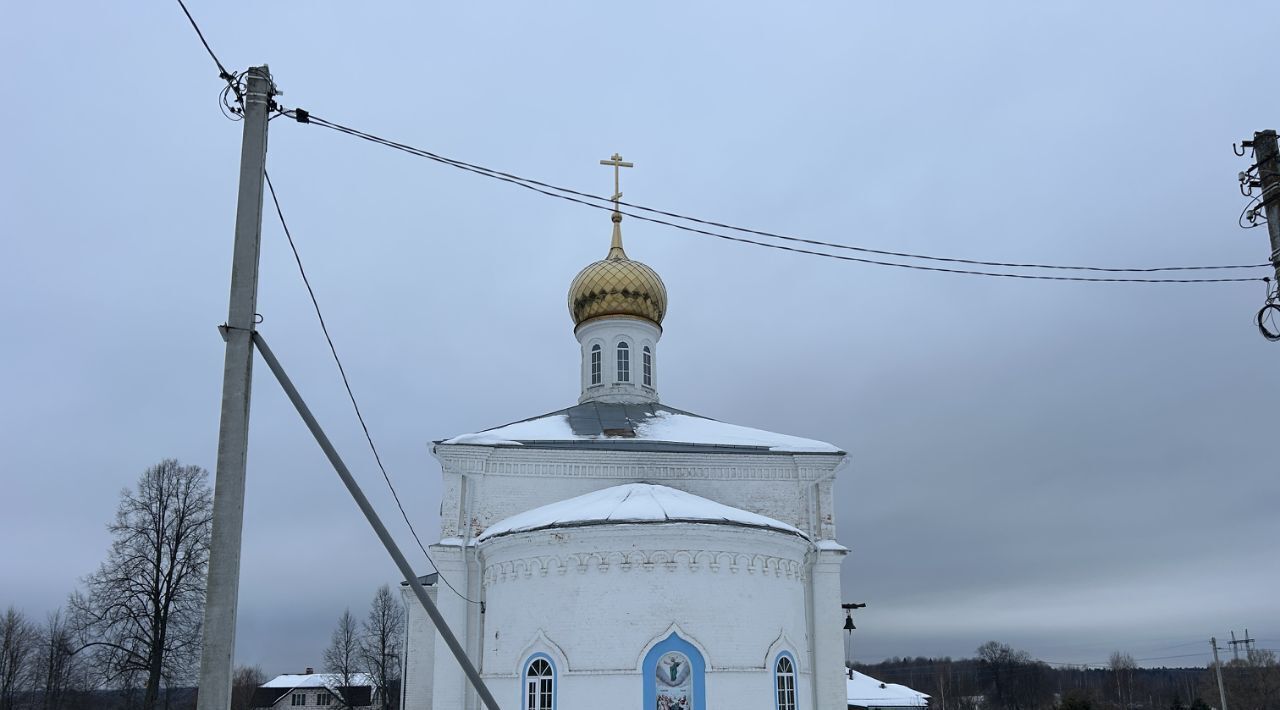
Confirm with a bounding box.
[774,652,797,710]
[523,655,554,710]
[616,342,630,383]
[643,632,706,710]
[642,346,652,387]
[589,344,602,386]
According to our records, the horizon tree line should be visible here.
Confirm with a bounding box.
[851,640,1280,710]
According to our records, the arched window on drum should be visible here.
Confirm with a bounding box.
[616,341,630,383]
[524,657,554,710]
[774,653,797,710]
[589,344,602,386]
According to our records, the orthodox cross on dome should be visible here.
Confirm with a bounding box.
[599,152,634,215]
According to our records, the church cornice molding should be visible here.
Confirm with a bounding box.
[488,462,810,481]
[435,447,843,483]
[481,548,806,586]
[439,444,843,465]
[430,445,493,474]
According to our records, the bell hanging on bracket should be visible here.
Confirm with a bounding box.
[841,602,866,636]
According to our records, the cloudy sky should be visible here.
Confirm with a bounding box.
[2,1,1277,676]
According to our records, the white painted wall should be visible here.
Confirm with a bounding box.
[575,316,661,404]
[433,446,845,542]
[478,523,814,709]
[400,583,437,710]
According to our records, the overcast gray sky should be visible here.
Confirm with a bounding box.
[2,1,1276,676]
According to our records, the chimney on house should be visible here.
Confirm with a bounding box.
[304,667,314,675]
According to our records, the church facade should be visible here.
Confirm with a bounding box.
[401,205,850,710]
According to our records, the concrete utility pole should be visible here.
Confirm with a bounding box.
[1253,130,1280,286]
[1211,637,1229,710]
[197,65,275,710]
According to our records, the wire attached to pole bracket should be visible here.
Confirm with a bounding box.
[1258,277,1280,341]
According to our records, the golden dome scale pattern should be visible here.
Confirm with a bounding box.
[568,217,667,327]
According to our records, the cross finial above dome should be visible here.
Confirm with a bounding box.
[599,153,634,259]
[599,153,633,212]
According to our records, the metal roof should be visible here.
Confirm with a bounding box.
[475,483,808,542]
[435,401,845,455]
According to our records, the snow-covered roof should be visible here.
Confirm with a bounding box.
[439,402,841,454]
[846,670,930,708]
[475,483,806,542]
[262,673,373,689]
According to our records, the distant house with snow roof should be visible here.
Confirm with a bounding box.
[252,670,376,710]
[846,669,930,710]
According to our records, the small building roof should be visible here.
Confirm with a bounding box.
[846,670,930,708]
[399,573,438,587]
[255,673,375,708]
[439,402,842,454]
[476,483,806,542]
[261,673,374,688]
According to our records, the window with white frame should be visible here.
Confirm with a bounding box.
[525,658,554,710]
[616,342,630,383]
[590,344,602,385]
[291,693,306,707]
[642,346,652,387]
[775,655,797,710]
[316,692,332,706]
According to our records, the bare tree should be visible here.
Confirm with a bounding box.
[360,585,404,710]
[1,607,38,710]
[976,641,1052,710]
[36,608,87,710]
[1110,651,1136,709]
[69,459,213,710]
[324,610,361,709]
[230,665,266,710]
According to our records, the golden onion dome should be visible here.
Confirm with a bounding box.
[568,213,667,327]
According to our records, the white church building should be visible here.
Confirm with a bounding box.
[401,203,851,710]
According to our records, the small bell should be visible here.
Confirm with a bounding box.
[841,601,866,635]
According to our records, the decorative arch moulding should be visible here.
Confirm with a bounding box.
[482,549,806,585]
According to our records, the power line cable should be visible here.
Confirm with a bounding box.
[299,112,1267,273]
[174,0,237,88]
[264,170,480,606]
[281,110,1269,283]
[173,0,248,119]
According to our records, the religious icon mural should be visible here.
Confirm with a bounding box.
[654,651,692,710]
[643,631,705,710]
